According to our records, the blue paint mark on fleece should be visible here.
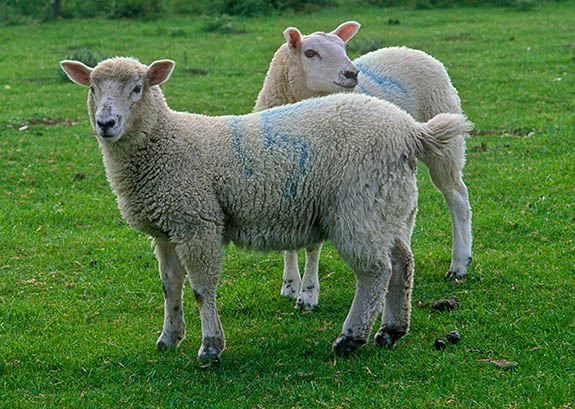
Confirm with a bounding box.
[356,61,410,99]
[230,117,255,178]
[261,101,319,200]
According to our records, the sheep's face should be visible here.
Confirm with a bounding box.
[284,22,361,94]
[60,57,175,144]
[87,76,144,142]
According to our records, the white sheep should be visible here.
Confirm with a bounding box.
[61,57,472,360]
[255,22,472,310]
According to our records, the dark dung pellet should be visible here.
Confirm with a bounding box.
[446,330,461,344]
[433,339,447,351]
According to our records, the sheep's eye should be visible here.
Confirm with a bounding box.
[132,85,142,94]
[304,50,317,58]
[89,86,95,94]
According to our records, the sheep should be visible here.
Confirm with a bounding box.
[255,22,472,310]
[60,56,472,361]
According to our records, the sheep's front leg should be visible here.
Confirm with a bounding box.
[154,239,186,351]
[176,240,225,362]
[374,238,414,348]
[295,242,323,310]
[332,257,391,357]
[281,250,301,299]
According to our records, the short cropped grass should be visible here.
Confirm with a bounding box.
[1,3,574,408]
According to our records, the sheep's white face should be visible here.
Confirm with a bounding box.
[88,78,144,142]
[60,58,175,144]
[284,21,361,94]
[300,34,358,92]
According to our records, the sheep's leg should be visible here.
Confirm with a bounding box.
[175,239,225,362]
[154,239,187,351]
[443,180,472,278]
[295,242,323,310]
[281,250,301,299]
[374,238,414,348]
[424,137,472,278]
[332,255,392,357]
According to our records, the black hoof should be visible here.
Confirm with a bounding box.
[374,325,406,348]
[197,336,224,362]
[332,333,366,357]
[295,298,318,311]
[445,257,472,280]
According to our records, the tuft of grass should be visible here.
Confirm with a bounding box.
[1,3,574,408]
[346,38,386,55]
[58,49,106,81]
[198,14,248,34]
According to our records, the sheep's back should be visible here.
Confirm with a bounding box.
[354,47,462,121]
[209,94,419,251]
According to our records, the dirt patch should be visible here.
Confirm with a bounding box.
[431,297,460,312]
[472,128,534,137]
[182,68,209,76]
[19,77,56,83]
[24,117,80,127]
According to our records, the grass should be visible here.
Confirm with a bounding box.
[1,3,574,408]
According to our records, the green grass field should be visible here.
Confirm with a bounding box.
[1,3,574,407]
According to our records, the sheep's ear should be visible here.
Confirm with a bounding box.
[331,21,361,43]
[60,60,92,86]
[146,59,175,86]
[283,27,303,51]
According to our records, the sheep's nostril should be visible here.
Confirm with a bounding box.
[97,119,116,131]
[344,70,359,80]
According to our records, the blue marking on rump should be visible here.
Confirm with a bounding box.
[230,117,255,177]
[356,61,410,99]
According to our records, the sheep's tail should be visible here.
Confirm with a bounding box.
[415,113,473,159]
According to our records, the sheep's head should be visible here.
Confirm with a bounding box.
[60,57,175,143]
[283,21,360,94]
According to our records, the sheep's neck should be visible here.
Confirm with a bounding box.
[98,91,169,193]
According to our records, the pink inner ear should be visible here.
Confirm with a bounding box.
[286,29,301,49]
[62,63,91,86]
[148,62,173,85]
[335,23,359,43]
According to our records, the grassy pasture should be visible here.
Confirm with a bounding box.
[1,3,574,408]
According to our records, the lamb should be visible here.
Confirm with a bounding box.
[255,22,472,310]
[60,56,472,361]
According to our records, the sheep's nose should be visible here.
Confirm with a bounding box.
[344,69,359,80]
[97,119,116,132]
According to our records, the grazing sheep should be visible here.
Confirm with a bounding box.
[255,22,472,310]
[61,57,472,360]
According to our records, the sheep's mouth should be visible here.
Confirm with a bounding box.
[98,130,122,143]
[333,81,357,89]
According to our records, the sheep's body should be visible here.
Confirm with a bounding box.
[255,35,472,310]
[61,57,471,360]
[354,47,462,121]
[354,47,471,278]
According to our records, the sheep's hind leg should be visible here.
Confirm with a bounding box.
[332,254,391,357]
[281,250,301,299]
[424,138,472,279]
[176,238,225,362]
[374,238,414,348]
[443,180,472,279]
[295,242,323,310]
[154,239,187,351]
